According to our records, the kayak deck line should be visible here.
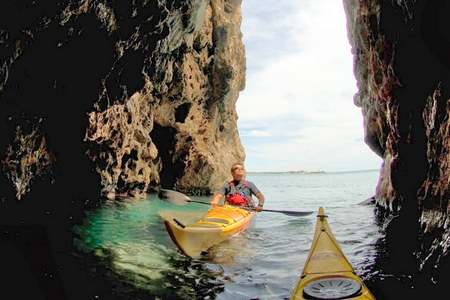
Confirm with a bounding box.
[300,270,358,276]
[173,218,186,228]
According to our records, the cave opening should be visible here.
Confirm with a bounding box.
[150,123,185,189]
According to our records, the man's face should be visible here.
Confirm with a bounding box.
[231,165,245,180]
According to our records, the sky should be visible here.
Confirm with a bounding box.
[237,0,382,172]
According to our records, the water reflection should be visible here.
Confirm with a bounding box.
[75,245,226,299]
[74,197,228,299]
[74,171,391,299]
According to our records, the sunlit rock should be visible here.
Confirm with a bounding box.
[0,0,245,203]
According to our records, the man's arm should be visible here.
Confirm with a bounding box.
[210,193,224,207]
[255,192,265,211]
[211,183,227,206]
[248,181,265,211]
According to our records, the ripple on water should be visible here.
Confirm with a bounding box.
[74,171,383,299]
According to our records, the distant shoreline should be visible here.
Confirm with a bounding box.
[247,169,378,174]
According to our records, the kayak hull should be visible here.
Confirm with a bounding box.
[162,205,254,258]
[291,207,375,300]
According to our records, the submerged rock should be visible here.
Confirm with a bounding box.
[344,0,449,283]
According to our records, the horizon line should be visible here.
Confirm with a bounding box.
[246,168,379,174]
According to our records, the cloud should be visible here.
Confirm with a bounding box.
[238,0,382,172]
[241,130,273,138]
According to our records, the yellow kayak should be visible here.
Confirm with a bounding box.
[291,207,375,300]
[161,205,255,258]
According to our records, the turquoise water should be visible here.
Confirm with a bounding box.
[74,170,381,299]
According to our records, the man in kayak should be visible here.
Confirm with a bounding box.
[210,162,265,212]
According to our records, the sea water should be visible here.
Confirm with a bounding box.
[74,170,382,299]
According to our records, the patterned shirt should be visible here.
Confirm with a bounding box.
[218,180,261,206]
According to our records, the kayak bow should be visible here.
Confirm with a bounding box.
[291,207,375,300]
[161,205,255,258]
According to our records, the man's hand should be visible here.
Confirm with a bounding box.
[255,205,263,212]
[255,193,265,212]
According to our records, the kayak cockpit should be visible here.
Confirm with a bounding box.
[291,207,375,300]
[160,205,255,258]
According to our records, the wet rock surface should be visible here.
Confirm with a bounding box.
[344,0,449,289]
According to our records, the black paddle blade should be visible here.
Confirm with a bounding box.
[357,196,375,205]
[158,188,191,205]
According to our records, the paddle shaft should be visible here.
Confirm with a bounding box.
[187,199,211,205]
[257,208,313,216]
[186,200,312,216]
[158,188,313,216]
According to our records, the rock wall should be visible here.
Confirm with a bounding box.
[0,0,245,205]
[344,0,449,277]
[0,3,246,294]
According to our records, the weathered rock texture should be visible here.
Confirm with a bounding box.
[0,0,245,205]
[1,118,54,200]
[0,2,245,297]
[344,0,449,280]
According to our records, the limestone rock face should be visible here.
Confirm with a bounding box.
[344,0,449,274]
[0,0,245,205]
[1,118,54,200]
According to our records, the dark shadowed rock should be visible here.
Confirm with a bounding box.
[0,0,245,207]
[344,0,449,286]
[0,1,245,298]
